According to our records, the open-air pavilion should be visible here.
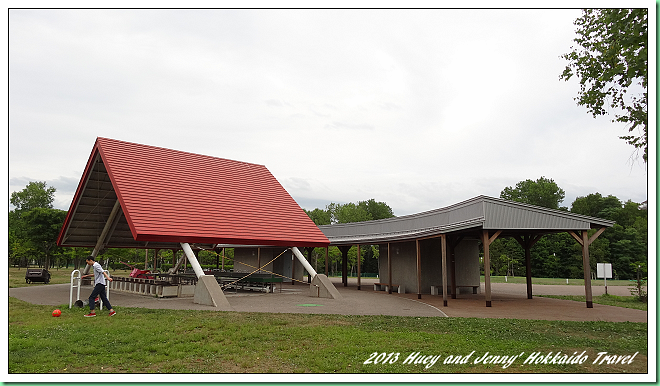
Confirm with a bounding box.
[318,196,615,308]
[57,137,339,310]
[57,137,615,313]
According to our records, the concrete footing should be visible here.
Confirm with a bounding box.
[194,275,233,310]
[310,274,342,299]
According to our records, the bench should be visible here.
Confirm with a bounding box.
[431,285,480,295]
[374,282,405,294]
[211,272,284,293]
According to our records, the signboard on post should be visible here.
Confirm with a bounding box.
[597,263,612,279]
[597,263,613,295]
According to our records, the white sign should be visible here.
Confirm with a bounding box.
[597,263,612,279]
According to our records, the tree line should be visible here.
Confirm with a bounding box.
[302,178,647,281]
[9,178,647,281]
[8,182,235,271]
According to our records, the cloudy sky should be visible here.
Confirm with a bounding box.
[8,7,651,217]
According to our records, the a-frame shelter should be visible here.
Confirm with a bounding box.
[57,137,332,310]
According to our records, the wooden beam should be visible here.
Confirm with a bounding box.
[530,234,544,247]
[450,236,457,299]
[513,235,525,247]
[325,247,329,276]
[387,243,392,294]
[568,230,583,246]
[488,230,502,245]
[525,237,532,299]
[416,239,422,299]
[581,230,594,308]
[339,246,350,287]
[588,227,607,246]
[415,233,445,242]
[91,199,122,258]
[483,230,492,307]
[357,244,361,290]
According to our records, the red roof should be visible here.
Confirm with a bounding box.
[57,137,329,247]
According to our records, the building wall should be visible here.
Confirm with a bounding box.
[377,237,480,295]
[453,239,481,294]
[233,247,303,283]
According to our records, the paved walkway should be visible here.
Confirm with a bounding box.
[9,277,647,323]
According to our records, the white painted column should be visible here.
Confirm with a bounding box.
[180,243,206,279]
[291,247,317,279]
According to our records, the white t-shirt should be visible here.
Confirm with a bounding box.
[92,262,106,286]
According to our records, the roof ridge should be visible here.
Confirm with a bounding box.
[96,137,266,167]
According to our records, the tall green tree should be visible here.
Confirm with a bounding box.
[570,193,622,219]
[500,176,566,209]
[560,8,648,162]
[357,199,395,221]
[22,207,67,271]
[10,181,56,214]
[9,182,61,269]
[304,208,332,225]
[305,199,395,276]
[327,202,372,224]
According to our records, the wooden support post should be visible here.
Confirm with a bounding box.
[482,230,501,307]
[221,248,225,271]
[525,241,532,299]
[325,247,329,276]
[450,236,457,299]
[144,249,149,270]
[416,239,422,299]
[387,243,392,294]
[483,231,491,307]
[291,251,295,285]
[569,229,603,308]
[357,244,361,290]
[339,246,349,287]
[582,230,593,308]
[306,247,313,283]
[514,234,543,300]
[441,234,448,307]
[257,247,261,273]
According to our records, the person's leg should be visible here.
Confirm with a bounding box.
[88,284,104,313]
[97,286,113,312]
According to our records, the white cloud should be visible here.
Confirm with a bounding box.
[9,8,650,217]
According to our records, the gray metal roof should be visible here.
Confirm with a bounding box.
[319,196,615,245]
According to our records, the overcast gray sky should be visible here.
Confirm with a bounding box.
[8,7,651,216]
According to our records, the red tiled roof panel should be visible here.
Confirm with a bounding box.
[95,137,328,246]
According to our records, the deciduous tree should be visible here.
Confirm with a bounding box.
[560,8,648,162]
[500,176,566,210]
[10,181,56,214]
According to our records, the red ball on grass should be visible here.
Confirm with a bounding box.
[52,309,62,317]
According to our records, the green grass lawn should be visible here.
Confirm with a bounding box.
[9,267,130,288]
[8,297,647,374]
[538,294,648,311]
[482,275,634,286]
